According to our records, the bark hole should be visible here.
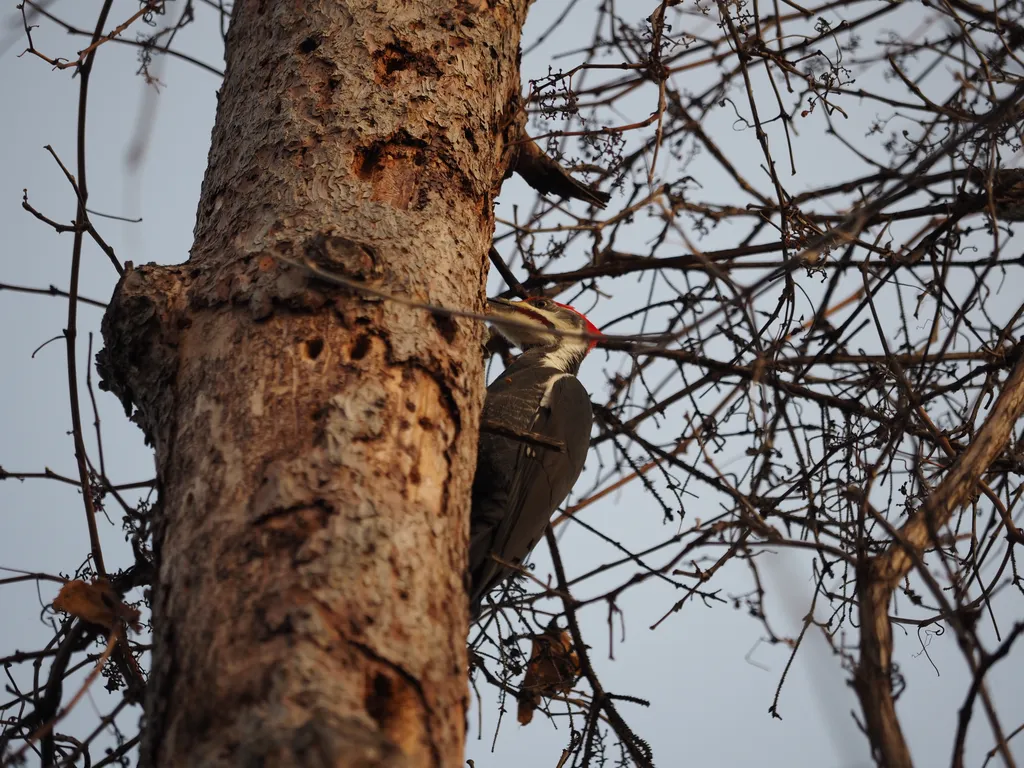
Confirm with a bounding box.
[298,36,321,54]
[304,338,324,360]
[381,43,413,75]
[372,42,441,85]
[365,673,393,727]
[350,335,371,361]
[355,144,383,180]
[352,133,433,209]
[431,313,458,344]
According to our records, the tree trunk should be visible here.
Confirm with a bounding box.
[97,2,530,765]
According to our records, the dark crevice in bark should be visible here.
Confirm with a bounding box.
[347,639,442,768]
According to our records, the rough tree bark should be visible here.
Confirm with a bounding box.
[97,2,531,765]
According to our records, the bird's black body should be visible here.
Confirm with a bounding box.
[468,298,598,617]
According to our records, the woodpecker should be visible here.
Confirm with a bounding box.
[469,296,600,617]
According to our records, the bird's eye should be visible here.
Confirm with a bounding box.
[532,299,551,309]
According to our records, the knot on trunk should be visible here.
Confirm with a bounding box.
[97,263,187,450]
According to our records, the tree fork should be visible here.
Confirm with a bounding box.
[97,1,532,765]
[853,345,1024,768]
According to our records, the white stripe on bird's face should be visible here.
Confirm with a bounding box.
[487,298,591,356]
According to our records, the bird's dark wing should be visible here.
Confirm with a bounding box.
[469,372,545,582]
[470,374,592,611]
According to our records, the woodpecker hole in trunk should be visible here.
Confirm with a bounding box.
[432,313,458,344]
[350,335,371,361]
[303,338,324,360]
[365,673,392,726]
[297,36,321,54]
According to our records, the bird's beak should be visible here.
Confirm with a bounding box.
[486,297,518,312]
[485,297,555,348]
[486,297,548,324]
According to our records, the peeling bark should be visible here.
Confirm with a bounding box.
[97,1,531,765]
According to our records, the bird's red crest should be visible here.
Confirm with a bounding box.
[552,301,601,351]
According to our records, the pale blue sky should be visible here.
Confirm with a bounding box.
[1,2,1021,767]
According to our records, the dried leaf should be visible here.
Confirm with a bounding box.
[52,579,142,633]
[517,622,580,725]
